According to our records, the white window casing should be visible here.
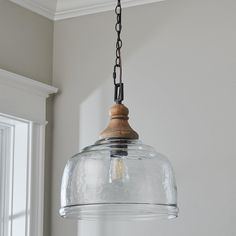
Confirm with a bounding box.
[0,69,58,236]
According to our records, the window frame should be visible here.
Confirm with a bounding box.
[0,122,14,236]
[0,69,57,236]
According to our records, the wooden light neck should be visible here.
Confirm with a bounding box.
[99,104,139,140]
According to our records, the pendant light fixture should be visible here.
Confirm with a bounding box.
[60,0,178,221]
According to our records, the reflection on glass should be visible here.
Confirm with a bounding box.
[109,157,129,183]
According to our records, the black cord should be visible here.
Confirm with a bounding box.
[113,0,124,104]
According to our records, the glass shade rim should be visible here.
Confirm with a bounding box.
[59,203,179,221]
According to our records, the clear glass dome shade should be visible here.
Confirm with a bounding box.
[60,139,178,220]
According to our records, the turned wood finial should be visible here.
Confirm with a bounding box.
[100,104,139,139]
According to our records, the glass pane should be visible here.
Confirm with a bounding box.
[11,216,25,236]
[0,115,30,236]
[12,122,28,215]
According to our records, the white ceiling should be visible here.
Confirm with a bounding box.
[9,0,164,20]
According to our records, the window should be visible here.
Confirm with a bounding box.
[0,69,57,236]
[0,115,30,236]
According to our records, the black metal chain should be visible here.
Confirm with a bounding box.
[113,0,124,104]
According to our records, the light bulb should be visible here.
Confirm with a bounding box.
[109,156,129,183]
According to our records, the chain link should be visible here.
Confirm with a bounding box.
[113,0,124,104]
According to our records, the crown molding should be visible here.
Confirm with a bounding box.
[9,0,164,21]
[54,0,164,20]
[10,0,55,20]
[0,69,58,98]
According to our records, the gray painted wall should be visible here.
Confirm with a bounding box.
[0,1,54,236]
[0,0,53,84]
[52,0,236,236]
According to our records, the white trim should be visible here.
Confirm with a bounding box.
[0,69,57,236]
[0,124,14,236]
[0,69,58,98]
[9,0,55,20]
[29,123,46,236]
[25,123,31,236]
[0,69,58,123]
[0,113,47,126]
[9,0,164,21]
[0,116,47,236]
[55,0,164,20]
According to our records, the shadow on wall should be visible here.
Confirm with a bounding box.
[77,0,186,148]
[53,0,173,145]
